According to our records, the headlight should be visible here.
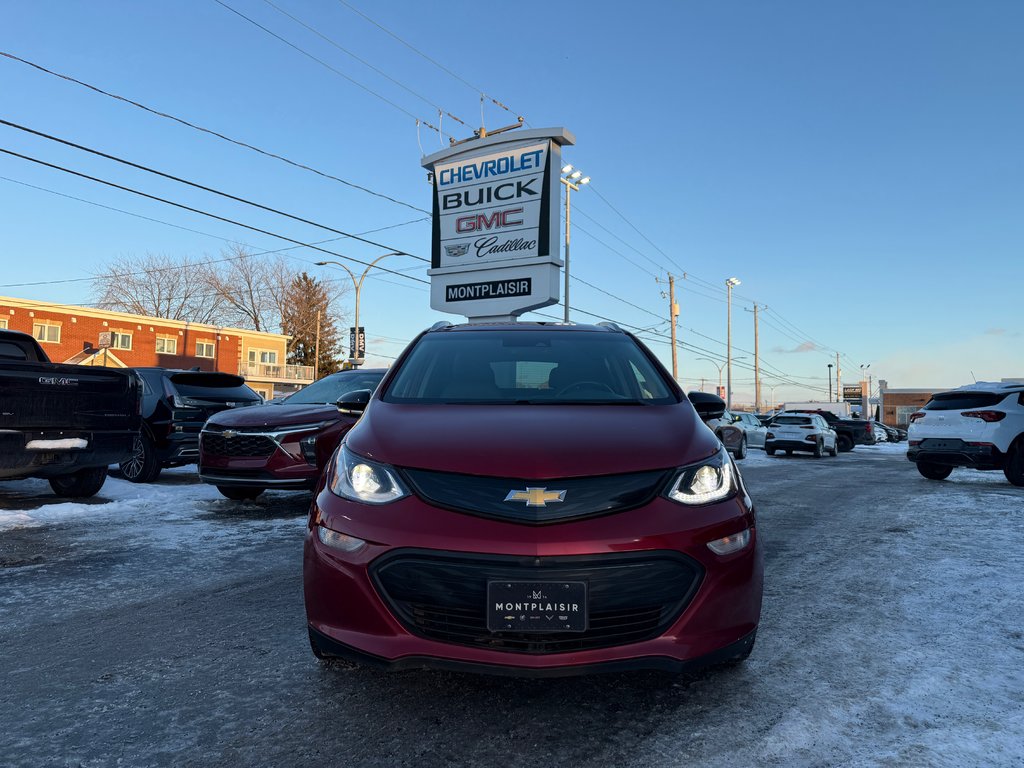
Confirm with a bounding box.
[328,445,408,504]
[666,447,737,506]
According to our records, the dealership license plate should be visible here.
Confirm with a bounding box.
[925,439,959,450]
[486,581,587,633]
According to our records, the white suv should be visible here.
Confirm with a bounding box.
[907,382,1024,485]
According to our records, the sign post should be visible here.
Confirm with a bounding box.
[421,127,574,323]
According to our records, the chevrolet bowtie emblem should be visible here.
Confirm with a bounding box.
[504,487,567,507]
[222,430,238,439]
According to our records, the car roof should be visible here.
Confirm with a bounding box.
[425,321,625,334]
[935,381,1024,396]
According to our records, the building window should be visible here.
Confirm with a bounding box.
[895,406,920,427]
[33,322,60,343]
[110,331,132,350]
[0,318,7,329]
[248,349,278,365]
[196,341,215,358]
[155,337,178,355]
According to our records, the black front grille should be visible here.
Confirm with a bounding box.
[372,550,703,654]
[200,433,277,458]
[400,468,671,525]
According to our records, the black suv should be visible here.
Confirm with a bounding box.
[119,368,261,483]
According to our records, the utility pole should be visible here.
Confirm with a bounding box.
[313,309,321,381]
[827,363,834,402]
[836,353,842,401]
[753,304,760,412]
[668,274,679,382]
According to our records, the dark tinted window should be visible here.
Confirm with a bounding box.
[924,392,1010,410]
[286,371,385,404]
[384,330,676,404]
[168,373,259,401]
[773,416,812,425]
[0,341,28,360]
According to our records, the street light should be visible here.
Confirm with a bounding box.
[860,363,872,419]
[725,277,741,409]
[696,356,744,400]
[315,252,403,367]
[560,164,591,323]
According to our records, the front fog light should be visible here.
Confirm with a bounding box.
[707,528,751,555]
[317,525,366,553]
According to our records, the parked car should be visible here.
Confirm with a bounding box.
[785,408,874,451]
[305,322,762,676]
[765,413,838,458]
[198,368,387,500]
[119,368,261,483]
[876,422,907,442]
[701,407,766,459]
[907,382,1024,485]
[0,329,141,497]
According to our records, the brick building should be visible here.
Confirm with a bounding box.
[879,388,937,428]
[0,295,313,400]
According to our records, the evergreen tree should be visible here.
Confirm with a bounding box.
[281,273,343,377]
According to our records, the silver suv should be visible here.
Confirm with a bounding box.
[907,382,1024,485]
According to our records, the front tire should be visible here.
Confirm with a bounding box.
[1003,443,1024,487]
[217,486,264,501]
[49,466,107,498]
[766,447,776,456]
[917,462,953,481]
[119,434,161,483]
[830,440,839,457]
[735,436,748,460]
[813,439,824,458]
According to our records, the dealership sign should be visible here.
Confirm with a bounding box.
[422,127,574,321]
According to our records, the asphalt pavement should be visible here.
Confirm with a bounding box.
[1,446,1022,767]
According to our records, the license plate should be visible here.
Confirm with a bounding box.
[487,581,587,633]
[926,439,959,450]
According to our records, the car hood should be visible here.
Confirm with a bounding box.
[205,402,341,428]
[346,401,719,478]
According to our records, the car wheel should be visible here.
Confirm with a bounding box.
[813,439,823,458]
[917,462,953,481]
[735,436,748,460]
[837,434,854,452]
[48,466,107,498]
[830,440,839,457]
[784,449,793,456]
[119,434,161,483]
[766,447,776,456]
[1003,442,1024,487]
[216,486,265,501]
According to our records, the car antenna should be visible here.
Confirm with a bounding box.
[970,370,977,383]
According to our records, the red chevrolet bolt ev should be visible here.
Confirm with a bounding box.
[304,322,763,676]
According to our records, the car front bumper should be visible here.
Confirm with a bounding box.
[303,490,763,676]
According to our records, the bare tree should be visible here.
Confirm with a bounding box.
[93,252,224,323]
[206,246,311,332]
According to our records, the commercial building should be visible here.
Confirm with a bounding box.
[0,295,313,400]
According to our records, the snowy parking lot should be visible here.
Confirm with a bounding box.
[1,442,1022,767]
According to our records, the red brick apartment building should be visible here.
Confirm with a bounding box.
[0,296,313,400]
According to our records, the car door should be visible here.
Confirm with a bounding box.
[743,413,767,448]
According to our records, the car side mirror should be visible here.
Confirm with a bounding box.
[687,391,726,422]
[336,389,371,414]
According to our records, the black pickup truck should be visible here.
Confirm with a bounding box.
[786,409,876,452]
[0,329,141,497]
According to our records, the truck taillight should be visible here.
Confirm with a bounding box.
[909,412,926,423]
[961,410,1005,422]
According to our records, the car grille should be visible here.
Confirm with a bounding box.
[400,468,672,525]
[372,550,703,654]
[200,433,277,458]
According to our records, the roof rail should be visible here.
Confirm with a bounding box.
[597,321,624,333]
[427,321,454,332]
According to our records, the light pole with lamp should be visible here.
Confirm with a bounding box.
[725,277,741,409]
[315,252,403,367]
[559,165,590,323]
[696,357,726,397]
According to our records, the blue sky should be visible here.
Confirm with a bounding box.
[2,0,1022,403]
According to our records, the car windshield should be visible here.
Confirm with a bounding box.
[169,373,259,401]
[285,371,385,404]
[383,329,677,405]
[773,416,812,425]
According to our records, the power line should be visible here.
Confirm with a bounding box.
[261,0,468,128]
[335,0,520,121]
[0,50,429,215]
[0,118,428,261]
[212,0,450,138]
[0,146,431,285]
